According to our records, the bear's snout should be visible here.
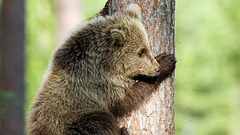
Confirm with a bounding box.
[155,66,161,73]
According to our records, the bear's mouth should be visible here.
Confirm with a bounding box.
[132,74,158,84]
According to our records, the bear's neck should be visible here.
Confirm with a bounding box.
[46,67,131,103]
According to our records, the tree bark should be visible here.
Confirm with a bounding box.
[0,0,25,134]
[109,0,175,134]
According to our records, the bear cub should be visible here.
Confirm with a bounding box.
[26,4,176,135]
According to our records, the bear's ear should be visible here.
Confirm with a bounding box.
[124,4,141,20]
[110,28,126,45]
[98,0,110,16]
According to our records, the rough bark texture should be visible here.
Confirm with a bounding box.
[109,0,175,134]
[0,0,25,134]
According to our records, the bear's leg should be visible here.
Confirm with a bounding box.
[110,53,176,117]
[66,111,128,135]
[154,53,176,82]
[132,53,176,86]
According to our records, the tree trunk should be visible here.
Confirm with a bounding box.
[0,0,25,134]
[56,0,82,45]
[109,0,175,134]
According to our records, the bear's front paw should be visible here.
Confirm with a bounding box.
[155,53,176,79]
[120,127,129,135]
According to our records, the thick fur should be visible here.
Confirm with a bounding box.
[26,4,176,135]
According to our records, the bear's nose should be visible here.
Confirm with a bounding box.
[155,66,161,72]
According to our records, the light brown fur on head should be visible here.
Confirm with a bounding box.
[26,4,176,135]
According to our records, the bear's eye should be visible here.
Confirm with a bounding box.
[139,49,146,57]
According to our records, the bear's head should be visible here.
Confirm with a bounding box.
[102,4,161,82]
[52,4,160,83]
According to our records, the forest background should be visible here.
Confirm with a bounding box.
[1,0,240,135]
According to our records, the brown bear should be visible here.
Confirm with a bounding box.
[26,4,176,135]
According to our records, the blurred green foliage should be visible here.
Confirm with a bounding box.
[25,0,56,113]
[175,0,240,135]
[25,0,240,135]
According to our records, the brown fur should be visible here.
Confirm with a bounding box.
[26,4,176,135]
